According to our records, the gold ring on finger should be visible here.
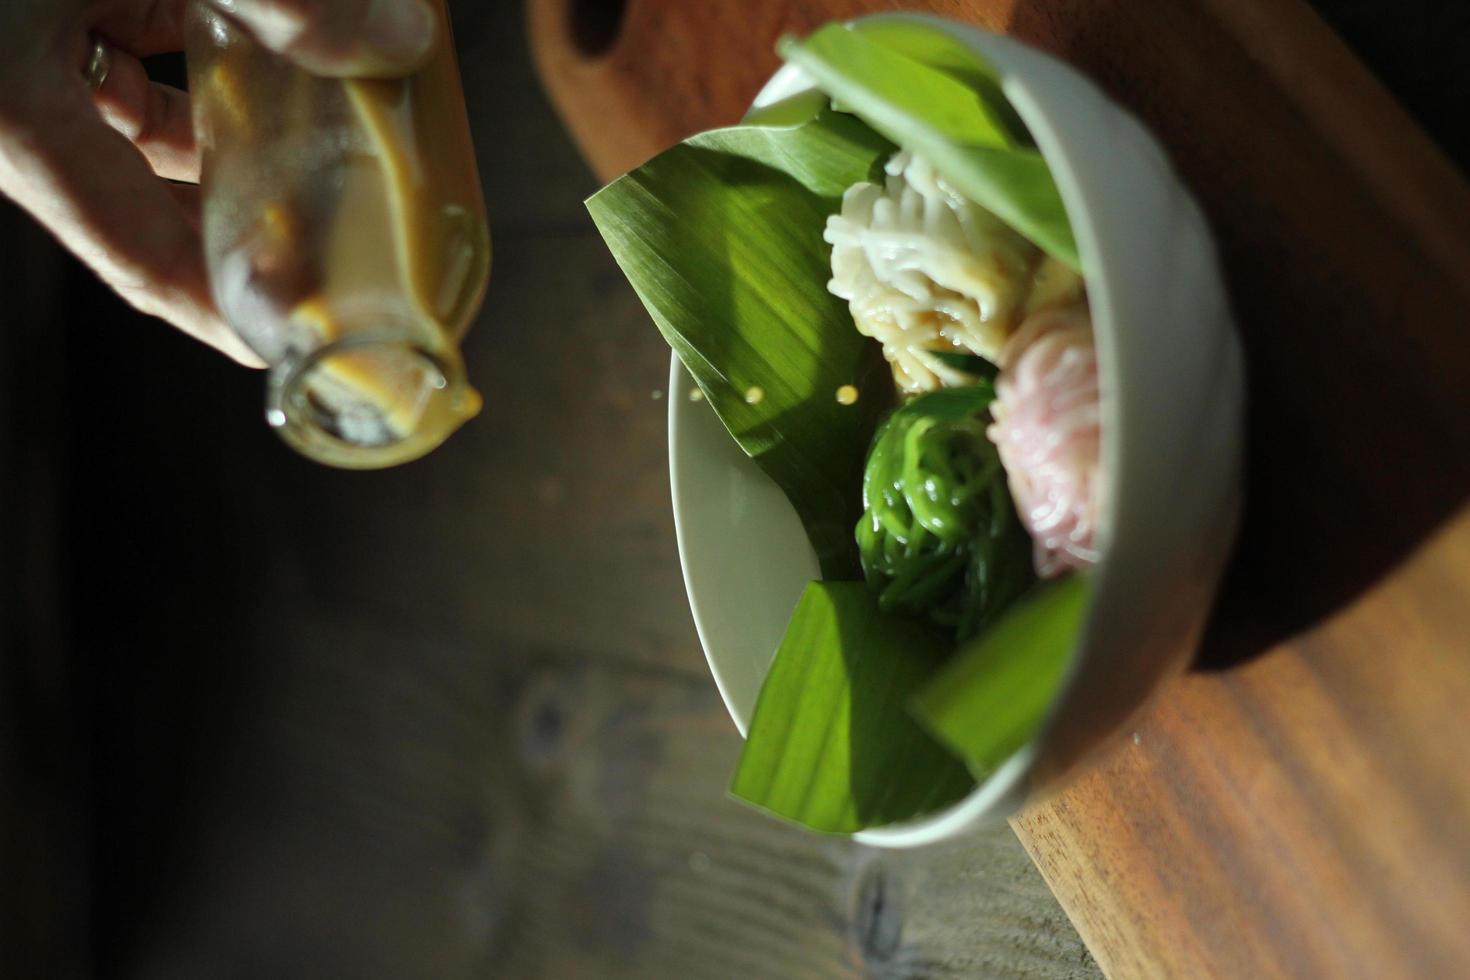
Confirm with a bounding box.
[83,34,113,91]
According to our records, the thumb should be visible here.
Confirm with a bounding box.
[206,0,438,79]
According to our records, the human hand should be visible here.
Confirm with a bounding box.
[0,0,438,367]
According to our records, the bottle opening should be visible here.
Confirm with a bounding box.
[268,336,481,469]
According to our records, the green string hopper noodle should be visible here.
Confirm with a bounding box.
[857,384,1035,642]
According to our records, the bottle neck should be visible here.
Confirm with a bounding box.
[267,334,480,469]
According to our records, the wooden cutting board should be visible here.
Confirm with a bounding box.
[529,0,1470,975]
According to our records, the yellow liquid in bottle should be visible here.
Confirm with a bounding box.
[193,0,490,467]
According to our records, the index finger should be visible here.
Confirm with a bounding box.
[0,73,263,366]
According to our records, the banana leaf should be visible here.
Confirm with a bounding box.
[732,574,1091,832]
[587,97,894,578]
[915,575,1091,778]
[729,581,976,833]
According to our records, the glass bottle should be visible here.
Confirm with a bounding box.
[186,0,490,468]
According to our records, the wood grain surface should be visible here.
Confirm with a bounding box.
[529,0,1470,976]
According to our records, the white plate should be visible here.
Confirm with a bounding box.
[669,14,1245,847]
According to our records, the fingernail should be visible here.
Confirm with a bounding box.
[213,1,311,53]
[362,0,435,67]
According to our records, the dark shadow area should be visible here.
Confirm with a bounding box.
[1004,0,1470,671]
[1307,0,1470,167]
[0,208,85,980]
[64,245,268,978]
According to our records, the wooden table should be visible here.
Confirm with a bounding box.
[0,3,1096,976]
[530,0,1470,975]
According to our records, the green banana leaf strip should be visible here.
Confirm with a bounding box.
[781,22,1080,269]
[587,101,895,579]
[914,574,1092,778]
[841,17,1028,140]
[730,581,976,833]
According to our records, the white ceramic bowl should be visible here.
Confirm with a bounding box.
[669,13,1245,847]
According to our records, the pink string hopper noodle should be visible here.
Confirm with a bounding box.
[988,306,1102,577]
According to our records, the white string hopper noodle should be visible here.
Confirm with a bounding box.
[825,151,1041,393]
